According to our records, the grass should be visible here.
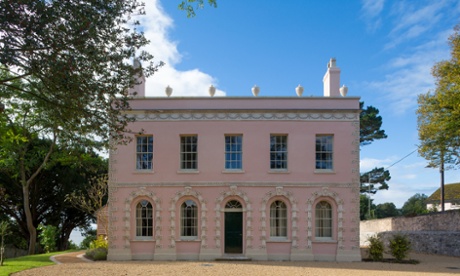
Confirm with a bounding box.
[0,250,76,276]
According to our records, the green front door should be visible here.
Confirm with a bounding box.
[225,212,243,253]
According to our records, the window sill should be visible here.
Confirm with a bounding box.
[267,239,291,243]
[177,170,200,174]
[132,237,155,242]
[133,170,155,174]
[313,239,337,243]
[268,170,290,174]
[314,169,335,174]
[177,238,201,242]
[222,170,245,174]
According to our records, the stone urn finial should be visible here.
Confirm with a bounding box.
[209,85,216,97]
[339,85,348,97]
[295,84,304,97]
[252,85,260,97]
[165,85,173,97]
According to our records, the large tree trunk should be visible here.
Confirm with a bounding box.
[22,184,36,255]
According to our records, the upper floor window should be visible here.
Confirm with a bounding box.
[316,135,333,170]
[225,135,242,170]
[180,135,198,170]
[270,200,287,238]
[270,135,288,170]
[136,136,153,170]
[315,201,332,238]
[136,200,153,237]
[181,200,198,238]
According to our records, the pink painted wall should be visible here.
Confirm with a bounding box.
[107,97,361,262]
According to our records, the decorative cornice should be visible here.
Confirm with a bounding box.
[112,182,354,188]
[125,111,359,122]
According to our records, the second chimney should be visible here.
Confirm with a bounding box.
[323,58,341,97]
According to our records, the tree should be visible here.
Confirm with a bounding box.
[401,193,428,216]
[360,194,376,220]
[179,0,217,17]
[0,1,162,145]
[66,174,109,236]
[417,25,460,211]
[360,167,391,194]
[360,102,388,146]
[374,202,399,218]
[359,102,391,196]
[0,221,10,266]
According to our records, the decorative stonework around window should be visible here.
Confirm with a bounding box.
[128,111,359,122]
[259,187,299,249]
[214,185,253,249]
[169,186,207,249]
[122,187,162,249]
[306,187,344,249]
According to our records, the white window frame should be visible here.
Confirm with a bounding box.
[315,201,333,240]
[180,135,198,170]
[315,135,333,171]
[136,135,153,170]
[270,200,288,240]
[270,135,288,170]
[225,135,243,170]
[180,199,198,240]
[136,200,153,239]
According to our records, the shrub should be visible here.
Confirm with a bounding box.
[85,247,108,261]
[367,234,384,261]
[389,234,411,261]
[85,235,108,261]
[89,235,108,250]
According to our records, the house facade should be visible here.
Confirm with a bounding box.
[107,59,362,262]
[426,183,460,211]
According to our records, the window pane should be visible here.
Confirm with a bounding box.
[136,200,153,237]
[181,200,198,237]
[136,136,153,170]
[270,135,287,169]
[315,135,333,170]
[225,135,242,169]
[270,201,287,237]
[181,136,198,170]
[315,201,332,238]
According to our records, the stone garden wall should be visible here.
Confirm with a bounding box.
[360,210,460,256]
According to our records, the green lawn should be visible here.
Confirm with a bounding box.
[0,251,75,276]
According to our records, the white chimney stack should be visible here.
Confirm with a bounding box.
[323,58,341,97]
[128,58,146,97]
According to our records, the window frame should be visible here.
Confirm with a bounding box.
[270,134,288,170]
[315,200,333,240]
[269,200,288,240]
[315,134,334,171]
[136,135,154,171]
[180,135,198,171]
[135,199,153,239]
[224,135,243,170]
[180,199,198,240]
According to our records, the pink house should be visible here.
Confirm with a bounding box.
[107,59,361,262]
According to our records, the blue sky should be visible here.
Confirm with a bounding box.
[135,0,460,208]
[72,0,460,245]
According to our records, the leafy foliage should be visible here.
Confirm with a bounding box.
[0,0,162,146]
[85,235,108,261]
[360,167,391,194]
[367,234,384,261]
[389,234,411,261]
[0,221,10,266]
[374,202,400,218]
[178,0,217,17]
[37,225,58,253]
[417,25,460,170]
[401,193,428,216]
[360,102,388,146]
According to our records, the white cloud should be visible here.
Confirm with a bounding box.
[138,0,225,97]
[360,0,385,32]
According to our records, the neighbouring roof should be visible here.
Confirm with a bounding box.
[427,183,460,203]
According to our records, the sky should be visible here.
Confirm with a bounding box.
[71,0,460,246]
